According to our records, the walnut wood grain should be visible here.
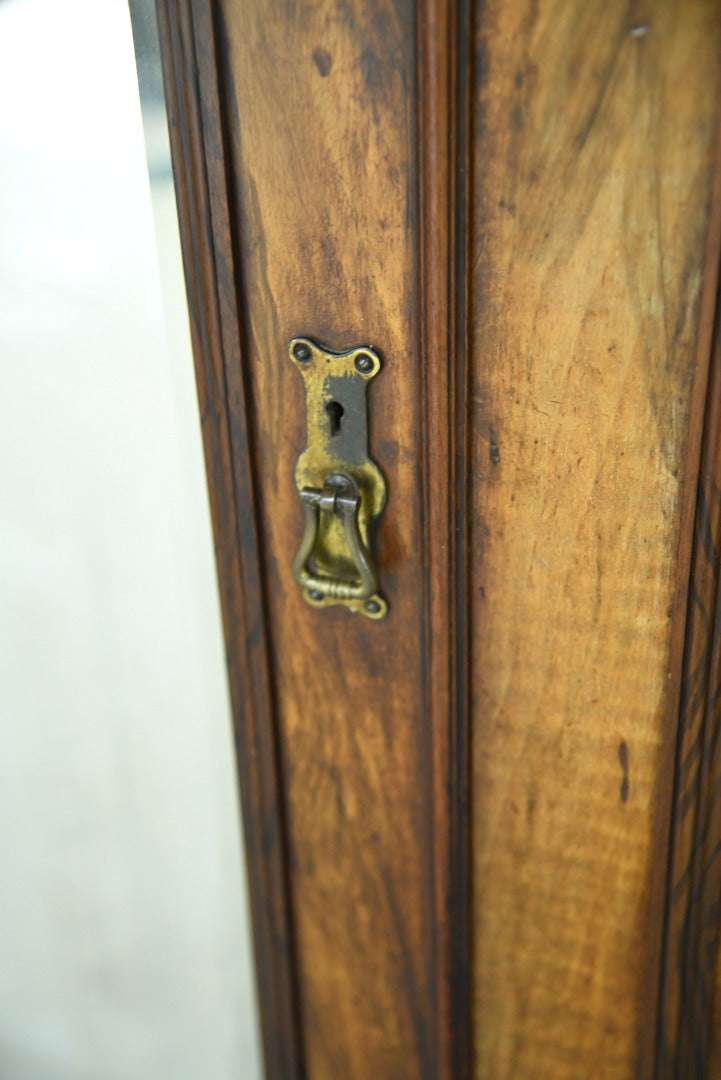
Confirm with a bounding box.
[660,301,721,1079]
[154,1,721,1076]
[469,4,721,1078]
[215,4,445,1075]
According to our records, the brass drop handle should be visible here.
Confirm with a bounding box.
[292,473,386,618]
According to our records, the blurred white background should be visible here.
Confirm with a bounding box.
[0,0,263,1076]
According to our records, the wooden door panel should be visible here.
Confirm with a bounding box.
[470,4,721,1078]
[217,4,432,1078]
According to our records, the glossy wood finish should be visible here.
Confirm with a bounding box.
[154,2,721,1078]
[469,4,721,1078]
[219,3,433,1074]
[417,1,472,1074]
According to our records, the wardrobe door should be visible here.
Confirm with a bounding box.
[154,2,721,1078]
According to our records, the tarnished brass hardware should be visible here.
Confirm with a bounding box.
[293,473,381,603]
[289,337,387,619]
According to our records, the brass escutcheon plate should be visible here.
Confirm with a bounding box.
[290,337,387,619]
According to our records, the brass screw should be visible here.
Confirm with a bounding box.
[365,599,381,614]
[293,342,312,363]
[355,352,373,374]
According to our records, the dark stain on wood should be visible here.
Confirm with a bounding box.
[489,426,501,466]
[312,46,333,76]
[619,740,630,804]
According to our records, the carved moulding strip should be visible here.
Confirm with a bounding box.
[415,0,473,1077]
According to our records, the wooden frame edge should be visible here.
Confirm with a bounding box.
[657,289,721,1080]
[655,108,721,1080]
[153,3,304,1078]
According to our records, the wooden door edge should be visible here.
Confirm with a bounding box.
[154,3,305,1078]
[654,108,721,1080]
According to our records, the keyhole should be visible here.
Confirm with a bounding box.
[325,400,344,437]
